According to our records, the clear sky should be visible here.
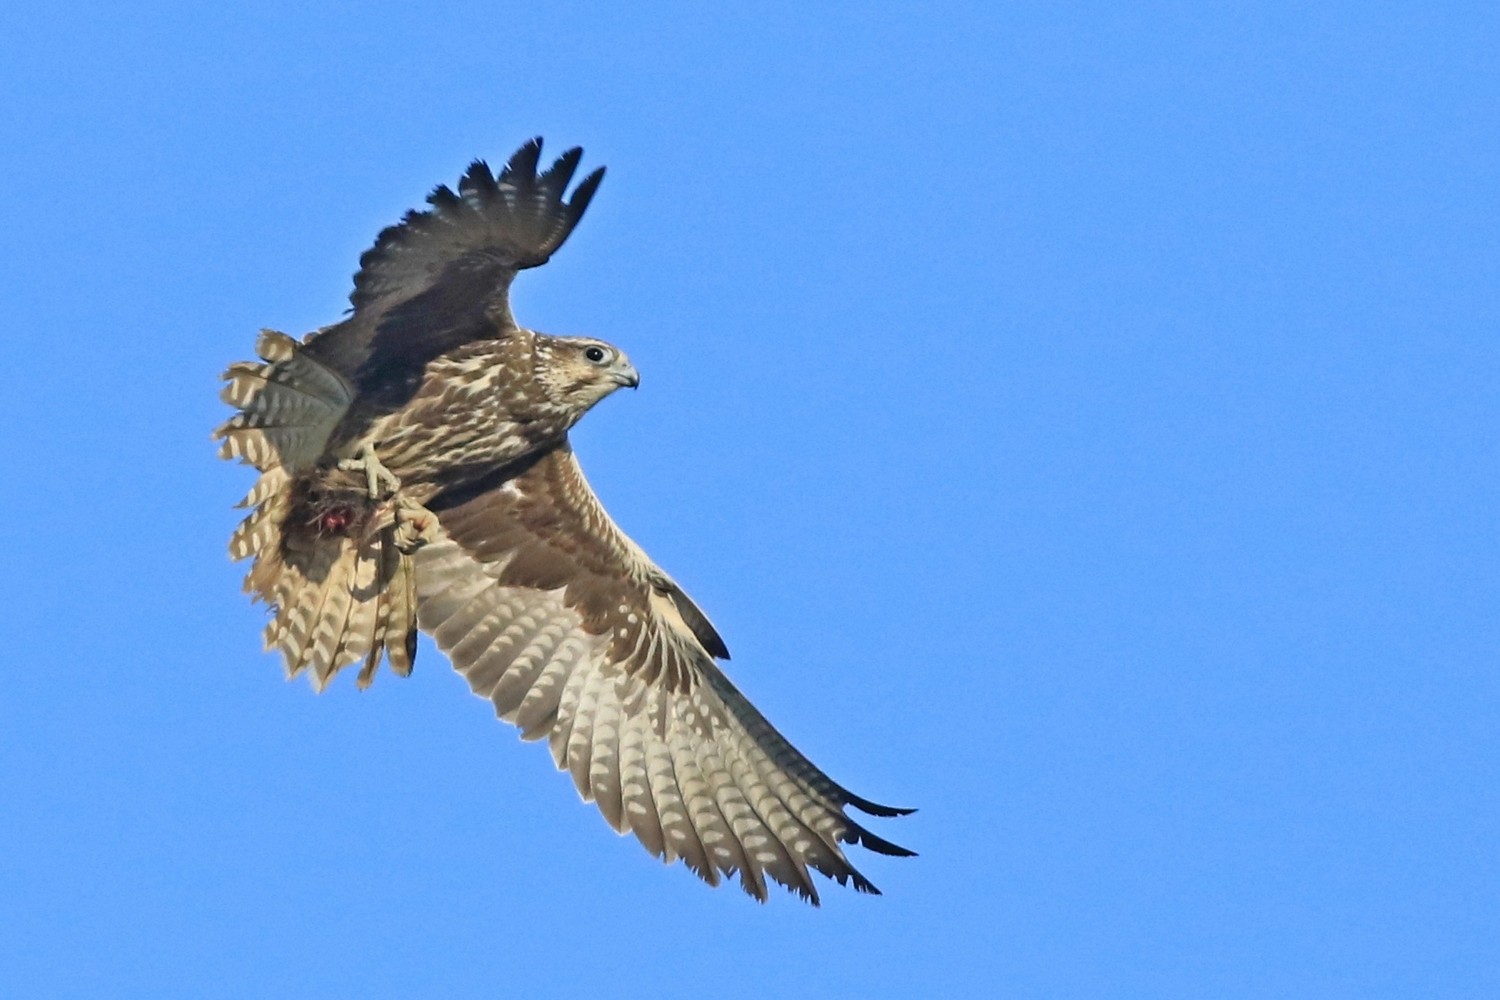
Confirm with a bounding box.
[1,2,1495,997]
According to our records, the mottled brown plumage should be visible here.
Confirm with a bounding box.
[216,138,912,903]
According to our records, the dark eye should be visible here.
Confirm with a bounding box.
[584,346,607,363]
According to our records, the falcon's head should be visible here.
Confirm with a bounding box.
[534,335,640,416]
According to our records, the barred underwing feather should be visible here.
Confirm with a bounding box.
[647,729,714,881]
[618,712,668,860]
[588,687,626,832]
[514,650,574,741]
[412,446,912,903]
[418,574,488,631]
[694,732,767,895]
[557,658,604,788]
[670,730,732,883]
[431,582,499,656]
[722,738,818,901]
[489,617,569,722]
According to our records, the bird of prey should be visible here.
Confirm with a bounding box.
[215,138,912,903]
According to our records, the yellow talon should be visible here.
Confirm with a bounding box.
[339,445,401,499]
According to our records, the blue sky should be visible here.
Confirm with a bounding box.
[1,2,1496,997]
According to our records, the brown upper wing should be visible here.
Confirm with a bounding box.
[413,445,913,903]
[302,139,605,411]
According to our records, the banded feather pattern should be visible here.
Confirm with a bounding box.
[217,329,420,690]
[227,466,422,690]
[215,330,351,472]
[218,137,911,903]
[413,449,913,903]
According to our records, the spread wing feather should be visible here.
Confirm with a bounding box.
[300,138,605,411]
[413,446,913,903]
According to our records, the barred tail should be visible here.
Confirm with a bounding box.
[229,470,420,691]
[215,329,352,473]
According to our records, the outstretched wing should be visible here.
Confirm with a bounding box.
[303,138,605,410]
[413,446,913,903]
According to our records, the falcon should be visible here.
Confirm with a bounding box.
[215,138,912,903]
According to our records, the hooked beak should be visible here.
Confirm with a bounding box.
[612,361,640,389]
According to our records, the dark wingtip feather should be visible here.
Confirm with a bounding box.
[829,864,884,896]
[503,137,544,186]
[347,138,606,313]
[457,159,498,199]
[566,166,606,224]
[844,815,916,858]
[539,146,584,194]
[859,831,918,859]
[845,793,916,818]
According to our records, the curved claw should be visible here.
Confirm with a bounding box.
[339,445,401,499]
[391,494,438,554]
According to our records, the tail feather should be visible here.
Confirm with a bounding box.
[232,482,420,691]
[236,469,287,510]
[215,329,352,473]
[219,326,415,687]
[304,561,357,689]
[229,467,290,560]
[377,550,419,680]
